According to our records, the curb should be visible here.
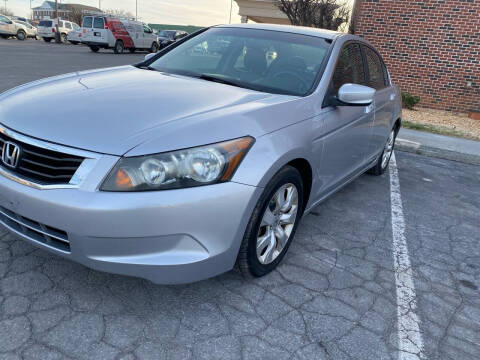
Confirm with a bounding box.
[395,138,480,166]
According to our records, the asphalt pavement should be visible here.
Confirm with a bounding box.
[0,39,479,360]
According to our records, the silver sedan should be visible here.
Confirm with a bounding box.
[0,24,401,284]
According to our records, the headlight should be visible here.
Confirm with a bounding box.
[100,137,254,192]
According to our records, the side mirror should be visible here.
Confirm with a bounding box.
[336,83,375,106]
[144,53,156,61]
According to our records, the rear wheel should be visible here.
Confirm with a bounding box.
[43,37,52,42]
[89,45,100,53]
[150,42,159,53]
[114,40,124,54]
[367,129,397,176]
[16,30,26,41]
[237,166,304,277]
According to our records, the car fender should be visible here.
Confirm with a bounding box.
[232,117,321,205]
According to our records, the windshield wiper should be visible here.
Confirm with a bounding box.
[136,64,157,71]
[195,74,252,90]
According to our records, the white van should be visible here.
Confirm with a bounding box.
[81,15,159,54]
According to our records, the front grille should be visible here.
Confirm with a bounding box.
[0,206,70,252]
[0,132,84,185]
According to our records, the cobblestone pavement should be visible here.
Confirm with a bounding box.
[0,152,478,360]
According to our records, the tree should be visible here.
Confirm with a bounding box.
[103,8,135,19]
[274,0,350,31]
[2,8,14,16]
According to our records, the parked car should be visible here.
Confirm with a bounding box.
[0,24,401,284]
[81,15,159,54]
[0,14,35,40]
[158,29,188,49]
[67,23,82,45]
[37,19,78,43]
[13,20,38,40]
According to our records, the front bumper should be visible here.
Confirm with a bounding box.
[0,172,261,284]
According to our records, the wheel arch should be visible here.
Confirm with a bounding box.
[286,158,313,211]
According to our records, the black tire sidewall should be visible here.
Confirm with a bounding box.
[114,40,124,54]
[244,166,304,277]
[17,31,25,40]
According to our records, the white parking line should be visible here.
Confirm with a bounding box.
[389,152,425,360]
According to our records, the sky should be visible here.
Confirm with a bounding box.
[5,0,242,26]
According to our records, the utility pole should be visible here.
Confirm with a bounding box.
[229,0,233,24]
[4,0,7,15]
[99,0,101,10]
[135,0,137,21]
[55,0,61,43]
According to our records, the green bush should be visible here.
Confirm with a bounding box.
[402,92,421,110]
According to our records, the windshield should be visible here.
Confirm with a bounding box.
[149,27,331,96]
[158,30,176,39]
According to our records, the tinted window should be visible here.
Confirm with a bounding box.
[39,20,53,27]
[332,43,365,93]
[82,17,93,28]
[58,21,64,27]
[93,17,104,29]
[0,15,9,23]
[65,22,72,29]
[150,27,331,96]
[363,46,386,90]
[143,25,152,33]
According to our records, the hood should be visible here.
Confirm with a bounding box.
[0,66,283,156]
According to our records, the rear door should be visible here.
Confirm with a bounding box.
[81,16,94,42]
[92,17,107,44]
[361,45,395,162]
[37,20,53,37]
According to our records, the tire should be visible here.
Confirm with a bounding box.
[114,40,124,54]
[89,46,100,53]
[60,33,67,43]
[69,41,79,45]
[16,30,26,41]
[43,37,52,42]
[236,166,304,278]
[367,128,397,176]
[128,48,136,53]
[150,42,159,53]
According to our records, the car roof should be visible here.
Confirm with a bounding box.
[215,23,344,40]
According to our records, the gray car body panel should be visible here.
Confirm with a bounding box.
[0,24,402,283]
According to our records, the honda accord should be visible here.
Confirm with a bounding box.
[0,24,401,284]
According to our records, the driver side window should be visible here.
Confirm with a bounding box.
[332,43,365,93]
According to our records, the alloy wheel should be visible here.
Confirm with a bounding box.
[256,183,299,265]
[381,130,395,169]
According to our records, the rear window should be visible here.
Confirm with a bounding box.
[39,20,52,27]
[65,22,72,29]
[82,17,93,28]
[93,17,104,29]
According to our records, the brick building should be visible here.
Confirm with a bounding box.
[352,0,480,114]
[32,1,100,23]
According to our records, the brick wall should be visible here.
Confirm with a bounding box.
[352,0,480,113]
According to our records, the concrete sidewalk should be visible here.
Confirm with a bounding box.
[396,128,480,166]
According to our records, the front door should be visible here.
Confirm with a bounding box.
[317,42,374,195]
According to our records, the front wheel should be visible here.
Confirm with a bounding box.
[150,42,159,53]
[43,37,52,42]
[89,45,100,53]
[367,129,397,176]
[236,166,304,277]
